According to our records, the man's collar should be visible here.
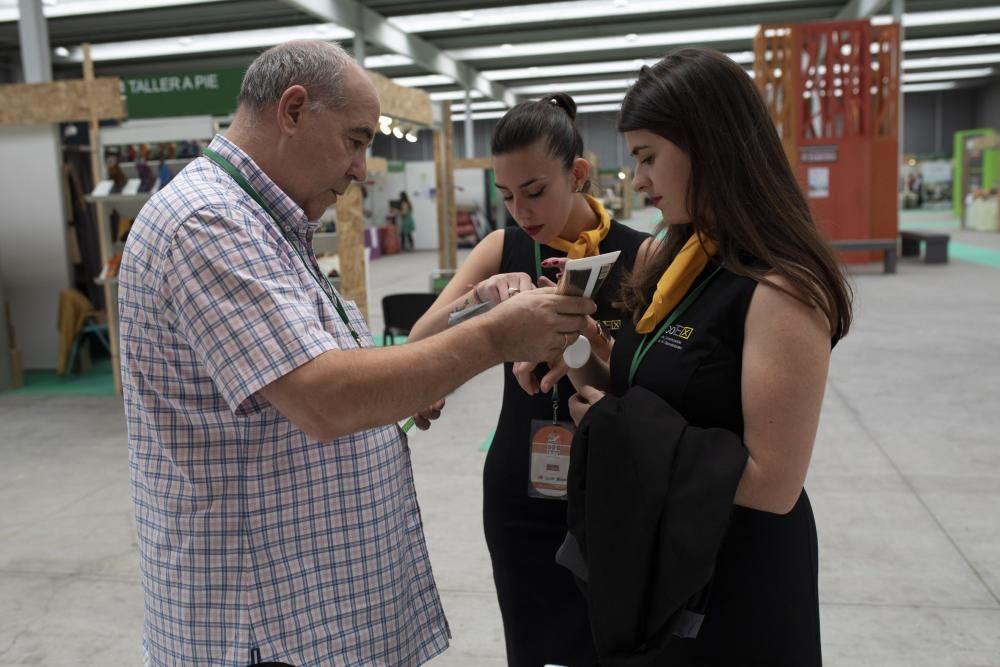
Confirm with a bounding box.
[207,134,316,231]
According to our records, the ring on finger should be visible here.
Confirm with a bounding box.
[563,333,570,349]
[507,286,520,295]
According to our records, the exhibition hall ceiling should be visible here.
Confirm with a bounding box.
[1,0,999,117]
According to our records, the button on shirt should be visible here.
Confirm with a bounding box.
[119,135,449,666]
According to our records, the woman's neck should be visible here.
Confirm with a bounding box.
[557,194,600,242]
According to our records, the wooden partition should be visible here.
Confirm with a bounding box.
[756,21,901,262]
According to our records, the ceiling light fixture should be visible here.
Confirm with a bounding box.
[483,51,753,82]
[873,6,1000,27]
[904,34,1000,52]
[448,26,758,60]
[902,82,958,93]
[512,78,634,94]
[902,67,994,83]
[389,0,800,34]
[393,74,454,88]
[904,53,1000,70]
[61,23,354,62]
[363,54,414,68]
[452,101,508,112]
[0,0,232,23]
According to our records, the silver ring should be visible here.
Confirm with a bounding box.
[507,286,520,295]
[563,333,570,349]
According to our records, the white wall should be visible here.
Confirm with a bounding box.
[454,168,487,212]
[0,125,72,369]
[404,161,439,250]
[0,255,10,390]
[368,169,407,229]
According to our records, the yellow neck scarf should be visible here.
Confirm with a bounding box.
[546,194,611,259]
[636,232,719,334]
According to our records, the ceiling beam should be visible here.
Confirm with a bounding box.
[837,0,892,19]
[280,0,516,107]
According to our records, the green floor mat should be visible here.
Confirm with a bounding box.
[5,358,116,396]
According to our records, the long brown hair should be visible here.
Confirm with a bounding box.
[618,47,852,337]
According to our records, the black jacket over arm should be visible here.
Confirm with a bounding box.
[560,385,747,665]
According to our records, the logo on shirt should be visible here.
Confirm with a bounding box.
[656,323,695,350]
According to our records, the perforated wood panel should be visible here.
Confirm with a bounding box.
[755,20,900,257]
[755,25,799,169]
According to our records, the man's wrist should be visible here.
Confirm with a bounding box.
[471,307,507,365]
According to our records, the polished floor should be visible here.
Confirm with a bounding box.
[1,208,999,666]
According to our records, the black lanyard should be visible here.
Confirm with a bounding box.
[202,147,361,345]
[534,242,564,422]
[627,265,722,387]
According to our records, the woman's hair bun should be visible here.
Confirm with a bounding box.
[542,93,577,121]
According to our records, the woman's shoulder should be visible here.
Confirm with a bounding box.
[745,268,833,341]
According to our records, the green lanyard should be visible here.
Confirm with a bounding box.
[627,265,722,387]
[202,147,361,346]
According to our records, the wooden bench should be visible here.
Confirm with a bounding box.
[830,239,898,274]
[900,230,949,264]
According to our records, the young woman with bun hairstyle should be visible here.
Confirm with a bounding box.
[566,47,854,664]
[410,93,650,666]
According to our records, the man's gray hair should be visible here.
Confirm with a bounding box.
[238,39,356,113]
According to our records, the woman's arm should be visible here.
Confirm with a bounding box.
[735,272,832,514]
[409,230,534,342]
[409,230,503,342]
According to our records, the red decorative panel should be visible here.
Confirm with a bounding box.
[755,19,900,263]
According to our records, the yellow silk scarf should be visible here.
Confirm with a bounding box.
[546,194,612,259]
[635,232,718,334]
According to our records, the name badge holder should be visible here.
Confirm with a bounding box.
[527,243,575,500]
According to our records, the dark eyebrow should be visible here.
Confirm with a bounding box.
[495,176,545,190]
[630,145,650,157]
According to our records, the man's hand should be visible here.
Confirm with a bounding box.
[411,398,446,431]
[483,287,595,364]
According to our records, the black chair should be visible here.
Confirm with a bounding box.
[382,293,439,345]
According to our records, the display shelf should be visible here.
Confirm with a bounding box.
[86,178,168,204]
[87,113,216,395]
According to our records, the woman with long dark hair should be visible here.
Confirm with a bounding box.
[568,47,853,665]
[410,93,649,666]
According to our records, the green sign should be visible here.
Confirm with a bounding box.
[121,68,245,119]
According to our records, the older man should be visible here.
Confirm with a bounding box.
[119,40,592,667]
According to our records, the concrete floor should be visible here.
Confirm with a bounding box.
[2,211,1000,666]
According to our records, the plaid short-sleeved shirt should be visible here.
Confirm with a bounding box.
[119,135,449,666]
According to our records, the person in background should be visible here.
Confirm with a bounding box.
[409,93,650,667]
[118,39,595,667]
[399,190,416,250]
[566,46,853,665]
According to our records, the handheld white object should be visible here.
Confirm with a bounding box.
[563,335,591,369]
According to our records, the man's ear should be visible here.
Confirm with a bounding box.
[275,85,310,136]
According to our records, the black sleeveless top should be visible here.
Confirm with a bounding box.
[486,221,648,497]
[609,263,822,665]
